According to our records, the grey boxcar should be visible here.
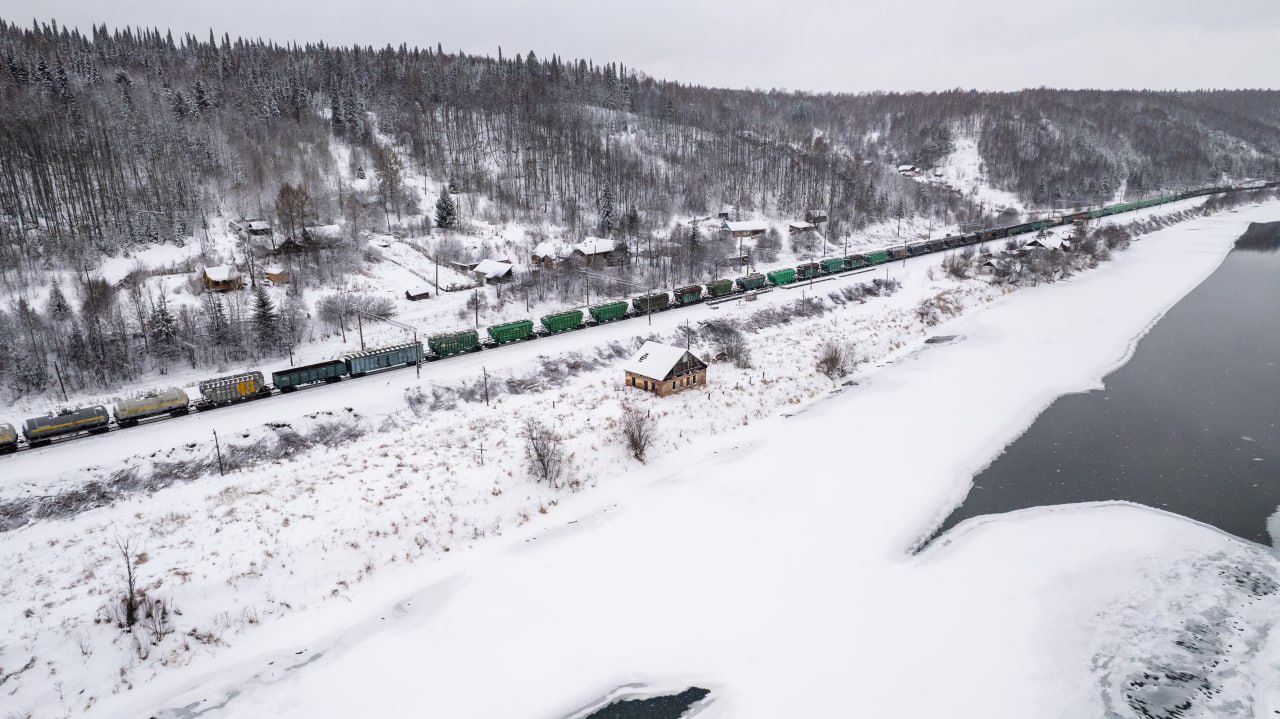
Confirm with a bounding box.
[344,342,423,377]
[113,388,190,427]
[23,406,110,445]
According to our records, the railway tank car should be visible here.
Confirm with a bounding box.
[23,406,111,446]
[0,423,17,454]
[113,388,190,427]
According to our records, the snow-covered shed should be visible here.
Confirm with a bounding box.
[623,341,708,397]
[202,265,242,292]
[1024,235,1067,251]
[789,221,816,234]
[804,209,829,224]
[473,259,514,283]
[573,237,623,266]
[405,286,432,301]
[721,220,768,238]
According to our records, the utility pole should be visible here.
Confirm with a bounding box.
[357,312,365,350]
[482,366,490,407]
[478,444,486,466]
[53,361,68,403]
[213,429,225,476]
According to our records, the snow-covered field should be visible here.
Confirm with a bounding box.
[2,202,1277,718]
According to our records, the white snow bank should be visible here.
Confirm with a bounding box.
[82,204,1280,718]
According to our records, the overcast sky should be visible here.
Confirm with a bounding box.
[3,0,1277,92]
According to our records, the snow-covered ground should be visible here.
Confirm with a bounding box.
[3,202,1276,719]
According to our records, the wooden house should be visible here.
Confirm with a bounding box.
[202,265,243,292]
[788,221,816,234]
[405,287,432,301]
[720,220,768,239]
[264,266,290,284]
[804,209,829,224]
[473,259,515,283]
[623,341,708,397]
[573,237,624,266]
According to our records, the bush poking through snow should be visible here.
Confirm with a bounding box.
[620,406,659,463]
[522,418,568,488]
[816,339,854,380]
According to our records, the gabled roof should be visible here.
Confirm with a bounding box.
[789,221,815,230]
[574,237,617,255]
[1025,235,1065,250]
[473,259,514,278]
[203,265,239,282]
[623,341,699,380]
[532,241,571,259]
[247,220,271,231]
[722,220,768,232]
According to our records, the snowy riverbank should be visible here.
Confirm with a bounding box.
[3,202,1278,718]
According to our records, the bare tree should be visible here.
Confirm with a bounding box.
[275,182,312,239]
[114,535,142,630]
[619,405,659,463]
[522,418,567,488]
[816,339,853,380]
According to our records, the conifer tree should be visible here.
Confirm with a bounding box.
[434,190,457,229]
[251,286,279,354]
[149,293,180,363]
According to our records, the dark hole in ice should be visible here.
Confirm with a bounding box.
[582,687,710,719]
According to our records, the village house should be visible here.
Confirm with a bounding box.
[788,221,816,235]
[804,209,829,224]
[230,219,273,240]
[531,241,572,267]
[720,220,768,239]
[573,237,623,266]
[623,341,708,397]
[202,265,243,292]
[263,266,290,285]
[473,259,515,283]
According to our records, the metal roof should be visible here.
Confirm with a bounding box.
[623,341,698,380]
[723,220,768,232]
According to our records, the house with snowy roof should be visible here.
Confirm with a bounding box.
[531,241,572,267]
[720,220,768,238]
[473,259,514,283]
[623,341,708,397]
[572,237,624,266]
[202,265,243,292]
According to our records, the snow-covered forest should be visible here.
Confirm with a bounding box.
[2,17,1280,402]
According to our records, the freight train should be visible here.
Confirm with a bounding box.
[2,180,1275,454]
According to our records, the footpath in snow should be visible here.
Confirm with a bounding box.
[4,203,1279,718]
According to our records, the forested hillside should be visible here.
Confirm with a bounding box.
[3,18,1279,261]
[1,17,1278,400]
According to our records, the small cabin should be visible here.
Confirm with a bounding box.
[473,259,514,283]
[804,209,829,224]
[230,219,272,240]
[202,265,243,292]
[573,237,624,266]
[531,241,571,267]
[264,266,290,284]
[789,221,816,235]
[721,220,767,239]
[623,341,708,397]
[405,287,432,301]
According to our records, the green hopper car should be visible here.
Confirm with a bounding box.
[865,249,889,265]
[487,319,535,344]
[767,268,796,285]
[705,279,734,297]
[272,360,346,392]
[820,257,845,274]
[735,273,767,291]
[674,285,703,305]
[540,310,584,333]
[632,292,670,313]
[588,300,630,323]
[428,331,480,357]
